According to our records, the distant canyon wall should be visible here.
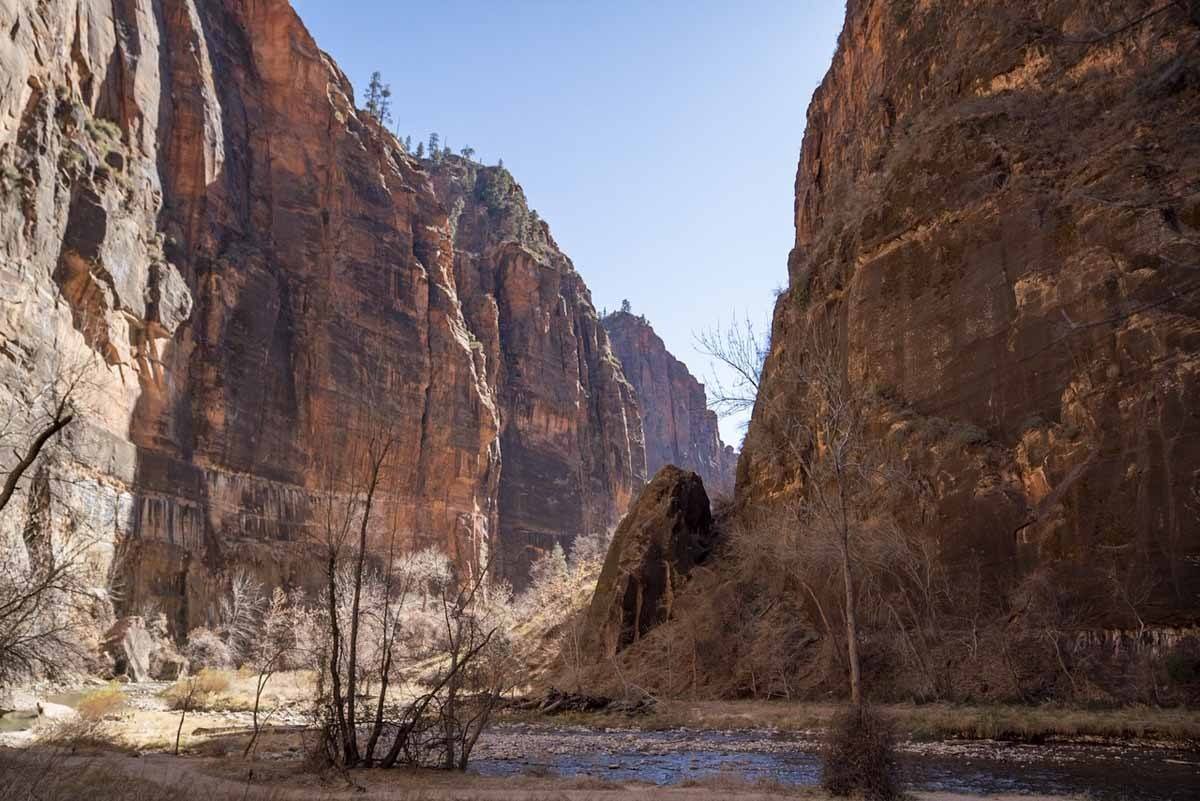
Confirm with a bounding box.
[603,312,737,497]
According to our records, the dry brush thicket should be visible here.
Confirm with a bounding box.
[596,321,1199,707]
[515,530,611,688]
[298,412,519,771]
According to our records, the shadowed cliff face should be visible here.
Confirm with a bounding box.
[429,159,647,587]
[0,0,641,626]
[603,312,737,497]
[740,0,1200,623]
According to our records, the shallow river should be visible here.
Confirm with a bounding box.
[469,724,1200,801]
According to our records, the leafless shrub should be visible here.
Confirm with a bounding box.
[217,569,264,663]
[243,587,308,756]
[516,533,609,690]
[172,674,201,755]
[183,627,233,671]
[821,705,901,801]
[307,407,515,771]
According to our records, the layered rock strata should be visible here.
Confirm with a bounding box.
[428,158,646,586]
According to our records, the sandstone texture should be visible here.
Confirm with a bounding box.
[584,466,715,660]
[0,0,644,634]
[428,159,647,586]
[739,0,1200,624]
[603,311,737,497]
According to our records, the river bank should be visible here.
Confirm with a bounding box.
[2,679,1197,800]
[502,698,1200,746]
[0,747,1098,801]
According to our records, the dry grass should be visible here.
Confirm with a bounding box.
[679,773,820,796]
[162,670,315,713]
[77,685,128,722]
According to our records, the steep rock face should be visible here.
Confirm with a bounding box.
[584,466,715,660]
[1,0,500,634]
[0,0,639,632]
[603,311,736,496]
[740,0,1200,623]
[429,159,646,586]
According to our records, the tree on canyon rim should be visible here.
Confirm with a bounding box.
[362,71,392,125]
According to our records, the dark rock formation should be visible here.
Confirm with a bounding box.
[584,466,715,659]
[0,0,643,631]
[603,311,737,496]
[739,0,1200,624]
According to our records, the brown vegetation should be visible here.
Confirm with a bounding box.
[582,309,1200,709]
[821,706,900,801]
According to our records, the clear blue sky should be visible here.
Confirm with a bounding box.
[291,0,846,445]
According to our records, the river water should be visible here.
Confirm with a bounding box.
[469,723,1200,800]
[4,690,1197,799]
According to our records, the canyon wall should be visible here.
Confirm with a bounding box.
[428,158,646,586]
[740,0,1200,624]
[0,0,642,633]
[603,311,736,496]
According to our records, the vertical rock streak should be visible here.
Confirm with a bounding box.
[739,0,1200,623]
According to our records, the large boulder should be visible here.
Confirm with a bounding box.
[103,615,187,681]
[103,617,155,681]
[584,466,716,659]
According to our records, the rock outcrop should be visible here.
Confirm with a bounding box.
[102,615,184,681]
[602,312,737,496]
[0,0,643,634]
[739,0,1200,623]
[584,466,716,659]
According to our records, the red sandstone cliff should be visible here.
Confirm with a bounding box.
[0,0,642,627]
[603,312,736,496]
[740,0,1200,624]
[428,158,646,585]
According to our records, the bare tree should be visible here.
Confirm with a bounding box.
[243,587,303,758]
[0,345,100,683]
[694,312,768,418]
[309,404,511,772]
[757,321,917,706]
[173,675,200,756]
[313,407,397,767]
[218,569,264,665]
